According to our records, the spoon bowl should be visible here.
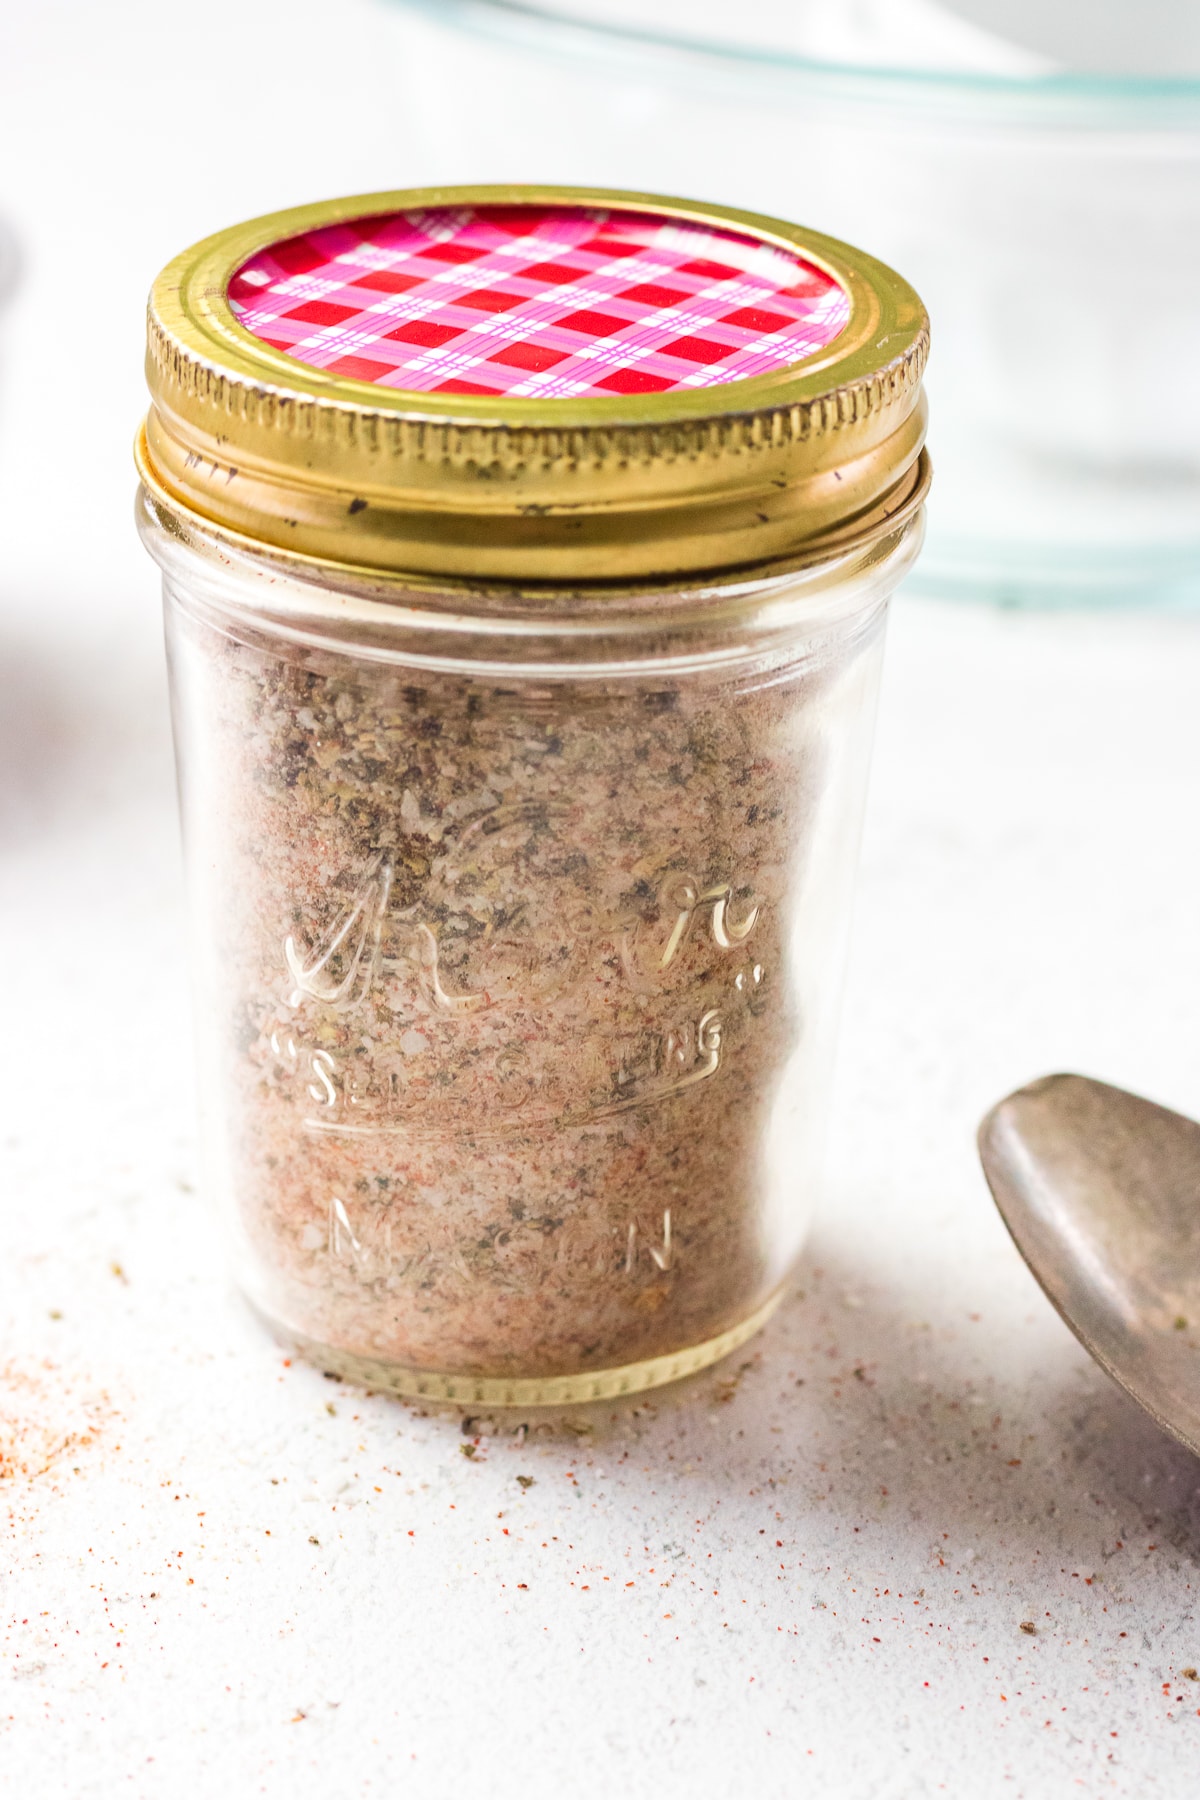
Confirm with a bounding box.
[979,1073,1200,1459]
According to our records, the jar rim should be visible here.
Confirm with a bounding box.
[136,428,930,601]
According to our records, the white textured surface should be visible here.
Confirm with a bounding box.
[5,5,1200,1796]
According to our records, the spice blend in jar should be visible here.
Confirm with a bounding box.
[138,186,929,1404]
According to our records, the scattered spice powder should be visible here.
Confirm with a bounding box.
[0,1360,107,1481]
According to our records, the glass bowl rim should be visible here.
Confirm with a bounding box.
[393,0,1200,120]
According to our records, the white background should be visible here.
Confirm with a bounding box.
[4,3,1200,1795]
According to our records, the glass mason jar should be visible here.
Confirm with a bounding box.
[137,185,929,1405]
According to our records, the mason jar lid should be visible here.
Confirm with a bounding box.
[138,184,929,584]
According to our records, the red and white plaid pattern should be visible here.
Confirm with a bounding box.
[229,205,849,399]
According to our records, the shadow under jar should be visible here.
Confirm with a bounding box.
[137,184,929,1405]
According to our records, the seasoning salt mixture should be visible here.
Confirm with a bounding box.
[172,594,876,1383]
[140,188,929,1401]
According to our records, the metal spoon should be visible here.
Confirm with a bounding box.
[978,1073,1200,1459]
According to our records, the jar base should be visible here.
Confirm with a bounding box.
[259,1287,787,1408]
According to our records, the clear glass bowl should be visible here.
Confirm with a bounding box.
[386,0,1200,607]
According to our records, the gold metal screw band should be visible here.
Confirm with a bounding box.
[142,184,929,583]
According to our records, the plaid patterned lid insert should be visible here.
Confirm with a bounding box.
[229,205,851,400]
